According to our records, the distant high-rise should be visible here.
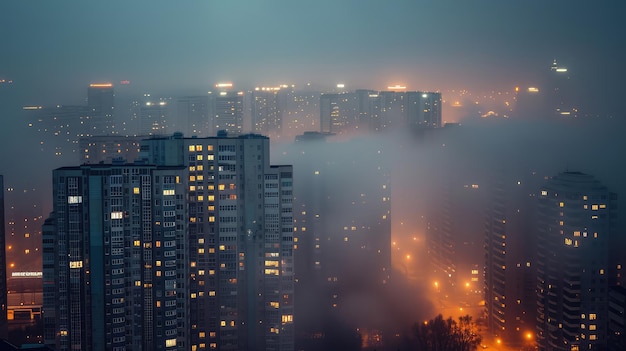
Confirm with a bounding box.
[79,135,143,164]
[535,172,617,351]
[177,96,212,137]
[279,134,391,349]
[140,133,294,351]
[87,83,115,134]
[140,100,169,136]
[213,91,244,136]
[0,175,7,340]
[406,92,442,129]
[250,87,286,138]
[43,163,188,351]
[548,59,577,117]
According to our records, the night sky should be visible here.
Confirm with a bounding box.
[1,0,623,101]
[0,0,624,195]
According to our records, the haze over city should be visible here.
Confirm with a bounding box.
[0,1,625,351]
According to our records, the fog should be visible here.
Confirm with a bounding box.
[2,78,626,349]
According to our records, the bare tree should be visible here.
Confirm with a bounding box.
[408,314,481,351]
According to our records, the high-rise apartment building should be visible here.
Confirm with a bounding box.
[87,83,115,134]
[140,133,294,351]
[484,174,538,346]
[250,88,286,138]
[79,135,143,164]
[276,133,390,349]
[140,100,169,136]
[43,163,188,351]
[320,90,442,135]
[177,96,212,137]
[406,92,442,129]
[213,92,244,136]
[535,172,617,351]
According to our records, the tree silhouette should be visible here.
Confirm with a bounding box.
[407,314,481,351]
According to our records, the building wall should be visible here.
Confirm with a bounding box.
[43,164,188,351]
[536,172,616,351]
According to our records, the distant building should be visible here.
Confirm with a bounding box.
[79,135,144,164]
[250,87,287,138]
[87,83,115,134]
[535,172,617,351]
[320,90,442,135]
[406,92,442,129]
[278,134,391,350]
[213,91,244,136]
[140,100,169,136]
[177,96,212,137]
[43,163,188,351]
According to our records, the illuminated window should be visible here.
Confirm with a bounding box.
[541,190,547,196]
[281,314,293,323]
[565,238,573,246]
[207,145,213,151]
[189,145,196,152]
[197,165,204,171]
[133,187,140,194]
[209,291,216,296]
[197,175,204,181]
[220,321,226,327]
[199,331,206,338]
[589,314,597,320]
[68,196,82,204]
[559,202,565,208]
[208,205,215,211]
[207,154,214,160]
[134,240,141,247]
[110,211,123,219]
[196,145,203,152]
[190,175,196,182]
[219,245,225,251]
[592,204,599,211]
[69,261,83,269]
[197,155,203,161]
[166,339,176,347]
[197,195,204,201]
[209,216,215,223]
[163,189,175,196]
[219,184,226,191]
[208,195,215,201]
[198,248,205,254]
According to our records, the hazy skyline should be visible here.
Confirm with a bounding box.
[1,1,623,103]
